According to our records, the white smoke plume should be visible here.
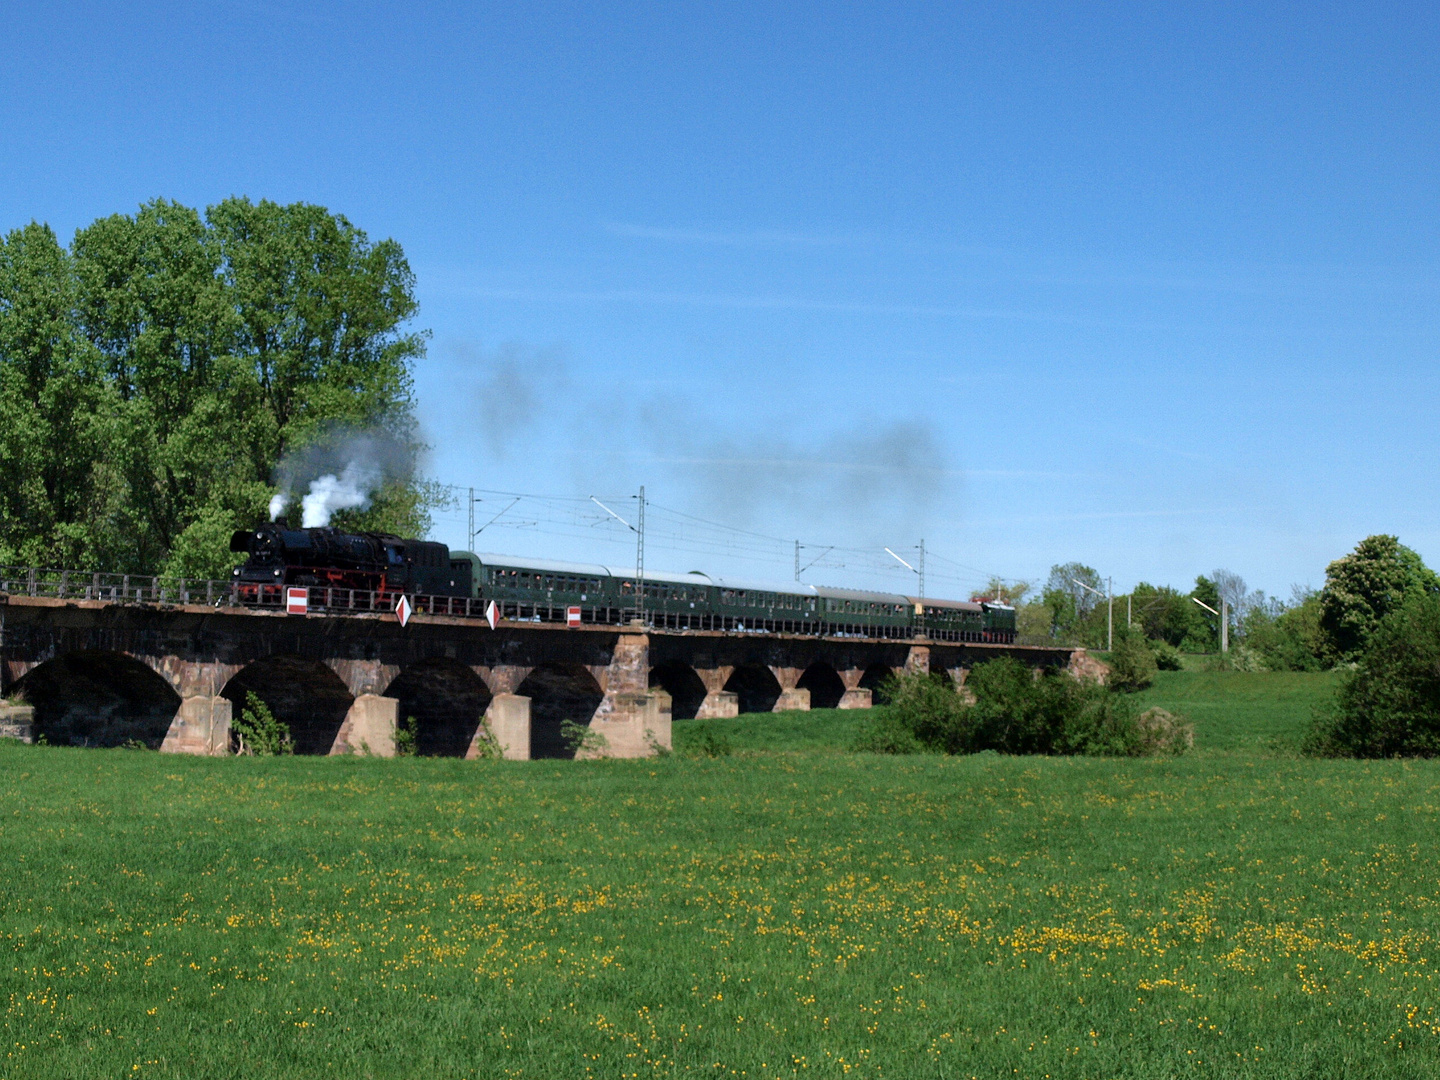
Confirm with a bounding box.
[269,428,413,528]
[301,462,380,527]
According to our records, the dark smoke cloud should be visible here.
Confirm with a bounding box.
[641,419,957,534]
[448,341,961,538]
[451,341,568,458]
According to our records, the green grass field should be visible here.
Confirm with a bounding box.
[6,671,1440,1078]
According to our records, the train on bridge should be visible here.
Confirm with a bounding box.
[230,523,1016,644]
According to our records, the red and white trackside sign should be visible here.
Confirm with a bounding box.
[567,605,581,627]
[286,587,308,615]
[484,600,499,630]
[395,594,413,627]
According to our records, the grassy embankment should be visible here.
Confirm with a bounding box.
[7,669,1440,1078]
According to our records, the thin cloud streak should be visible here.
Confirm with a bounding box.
[600,220,860,248]
[433,284,1070,323]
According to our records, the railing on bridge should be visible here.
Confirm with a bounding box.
[0,566,1011,642]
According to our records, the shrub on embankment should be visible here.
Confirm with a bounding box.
[853,657,1190,757]
[1306,591,1440,757]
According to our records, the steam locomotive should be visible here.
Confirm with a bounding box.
[229,523,1017,643]
[230,523,472,598]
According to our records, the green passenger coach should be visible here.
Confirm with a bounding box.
[446,552,1017,643]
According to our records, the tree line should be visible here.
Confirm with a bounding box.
[983,534,1435,678]
[0,198,434,580]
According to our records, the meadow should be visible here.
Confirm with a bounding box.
[5,670,1440,1078]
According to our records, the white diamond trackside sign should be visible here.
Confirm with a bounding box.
[485,600,498,630]
[395,594,413,627]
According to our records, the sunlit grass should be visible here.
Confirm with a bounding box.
[2,670,1435,1078]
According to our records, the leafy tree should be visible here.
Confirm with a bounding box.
[1184,575,1221,652]
[1306,592,1440,757]
[1242,587,1327,671]
[232,692,293,756]
[1041,562,1102,641]
[0,222,119,568]
[1129,583,1203,647]
[0,197,436,578]
[1106,625,1158,691]
[1319,535,1439,660]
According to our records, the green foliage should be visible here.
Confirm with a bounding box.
[685,723,734,758]
[1319,535,1439,661]
[1106,625,1158,692]
[869,662,1164,757]
[1040,562,1102,643]
[1306,592,1440,758]
[560,718,608,756]
[849,709,924,754]
[395,715,418,757]
[1013,600,1055,645]
[1129,582,1212,649]
[1150,639,1184,670]
[0,198,434,575]
[1242,589,1327,671]
[1204,644,1264,673]
[468,720,504,760]
[231,692,292,756]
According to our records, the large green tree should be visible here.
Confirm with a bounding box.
[0,197,434,578]
[1319,535,1439,660]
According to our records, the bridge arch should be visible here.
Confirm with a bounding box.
[383,660,493,757]
[12,651,181,749]
[515,663,605,760]
[797,662,846,710]
[221,657,353,756]
[648,661,708,720]
[723,664,782,714]
[859,663,896,704]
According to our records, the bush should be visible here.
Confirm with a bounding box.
[859,661,1181,758]
[1204,645,1264,673]
[232,693,293,756]
[1106,627,1157,691]
[1135,707,1194,755]
[1306,592,1440,757]
[1244,593,1327,671]
[561,719,608,757]
[395,715,419,756]
[850,709,924,754]
[1150,640,1183,671]
[687,723,733,758]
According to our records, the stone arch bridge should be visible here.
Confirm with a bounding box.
[0,596,1089,759]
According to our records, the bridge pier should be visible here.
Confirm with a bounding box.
[586,629,673,757]
[478,693,530,759]
[696,689,739,719]
[331,694,399,756]
[836,666,873,709]
[160,695,232,756]
[690,662,740,718]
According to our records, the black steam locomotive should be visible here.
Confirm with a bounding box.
[229,523,472,599]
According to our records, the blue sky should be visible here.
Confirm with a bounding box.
[4,2,1439,599]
